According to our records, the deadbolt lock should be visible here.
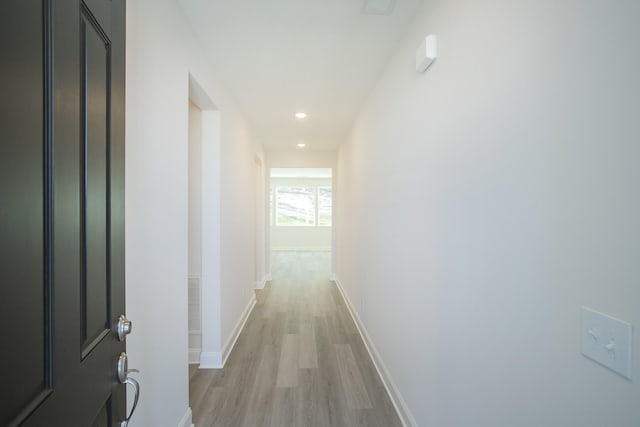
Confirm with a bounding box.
[116,315,132,341]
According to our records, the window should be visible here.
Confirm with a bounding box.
[317,186,332,227]
[275,186,316,226]
[272,185,332,227]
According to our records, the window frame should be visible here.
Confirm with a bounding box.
[316,185,332,227]
[271,184,332,228]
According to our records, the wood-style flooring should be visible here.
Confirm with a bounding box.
[189,251,402,427]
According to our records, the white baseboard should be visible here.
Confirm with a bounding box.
[199,293,256,369]
[188,348,201,364]
[221,293,256,367]
[177,407,193,427]
[255,275,268,290]
[199,351,222,369]
[333,277,417,427]
[271,246,331,252]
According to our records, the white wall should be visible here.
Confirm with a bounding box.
[219,115,263,360]
[270,226,332,251]
[126,0,260,425]
[266,150,337,169]
[336,1,640,426]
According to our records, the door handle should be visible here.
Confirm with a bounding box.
[117,352,140,427]
[120,376,140,427]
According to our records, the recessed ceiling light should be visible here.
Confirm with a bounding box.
[297,143,306,148]
[295,112,307,119]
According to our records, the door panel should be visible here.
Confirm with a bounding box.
[90,401,111,427]
[83,0,112,37]
[0,0,127,425]
[82,8,111,356]
[0,3,49,425]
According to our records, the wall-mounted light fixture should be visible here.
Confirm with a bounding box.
[295,112,307,119]
[416,35,437,73]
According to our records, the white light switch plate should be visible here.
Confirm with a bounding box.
[581,307,633,379]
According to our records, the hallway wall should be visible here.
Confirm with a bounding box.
[336,0,640,426]
[126,0,261,425]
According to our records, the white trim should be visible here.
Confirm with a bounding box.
[221,293,256,367]
[198,104,222,373]
[188,348,201,365]
[177,407,193,427]
[255,274,268,290]
[271,246,331,252]
[265,272,272,281]
[333,277,418,427]
[199,293,256,369]
[199,351,222,369]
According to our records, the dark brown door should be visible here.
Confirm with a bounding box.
[1,0,127,426]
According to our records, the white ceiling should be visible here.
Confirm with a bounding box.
[178,0,425,151]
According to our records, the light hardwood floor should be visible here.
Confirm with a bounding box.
[189,251,402,427]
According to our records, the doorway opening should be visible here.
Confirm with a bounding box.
[254,157,267,289]
[187,75,221,367]
[188,100,203,364]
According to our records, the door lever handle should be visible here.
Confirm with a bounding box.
[117,352,141,427]
[120,376,140,427]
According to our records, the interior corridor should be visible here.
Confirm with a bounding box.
[189,252,402,426]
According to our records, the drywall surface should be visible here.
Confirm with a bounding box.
[219,112,261,351]
[266,150,336,169]
[126,0,259,424]
[336,0,640,426]
[270,226,331,251]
